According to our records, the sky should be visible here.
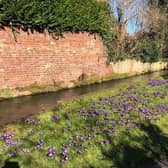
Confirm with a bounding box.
[127,17,140,35]
[110,0,144,35]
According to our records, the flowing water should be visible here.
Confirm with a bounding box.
[0,71,168,127]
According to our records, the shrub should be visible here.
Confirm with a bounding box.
[134,39,161,63]
[0,0,112,53]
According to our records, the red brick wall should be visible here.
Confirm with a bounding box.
[0,27,113,88]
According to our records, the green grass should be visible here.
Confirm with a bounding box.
[0,88,13,98]
[73,73,132,86]
[0,79,168,168]
[0,72,160,100]
[0,73,132,100]
[16,82,62,94]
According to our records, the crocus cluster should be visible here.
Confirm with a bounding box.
[61,146,69,163]
[52,114,60,121]
[3,133,14,140]
[148,80,168,86]
[5,140,17,147]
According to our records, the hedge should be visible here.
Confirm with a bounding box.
[0,0,112,54]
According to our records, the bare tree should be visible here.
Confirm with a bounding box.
[110,0,168,60]
[110,0,142,58]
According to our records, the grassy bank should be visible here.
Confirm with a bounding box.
[0,70,167,101]
[0,79,168,168]
[0,73,131,100]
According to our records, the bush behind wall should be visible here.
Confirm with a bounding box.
[0,0,113,54]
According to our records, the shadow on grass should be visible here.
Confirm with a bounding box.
[2,161,20,168]
[102,123,168,168]
[161,74,168,80]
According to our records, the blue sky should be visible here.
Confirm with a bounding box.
[127,17,140,35]
[110,0,143,35]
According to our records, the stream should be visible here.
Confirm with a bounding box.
[0,70,168,127]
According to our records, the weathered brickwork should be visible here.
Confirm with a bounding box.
[0,27,113,88]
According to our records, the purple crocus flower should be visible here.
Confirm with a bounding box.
[3,133,14,139]
[5,140,17,147]
[61,156,69,164]
[9,148,19,158]
[62,147,68,155]
[111,124,117,129]
[52,114,59,121]
[153,91,160,96]
[35,139,44,150]
[61,147,69,163]
[0,134,4,140]
[25,118,32,124]
[64,156,69,161]
[47,147,56,157]
[77,150,83,155]
[71,141,78,147]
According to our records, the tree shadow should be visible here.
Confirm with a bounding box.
[101,123,168,168]
[2,161,20,168]
[160,74,168,79]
